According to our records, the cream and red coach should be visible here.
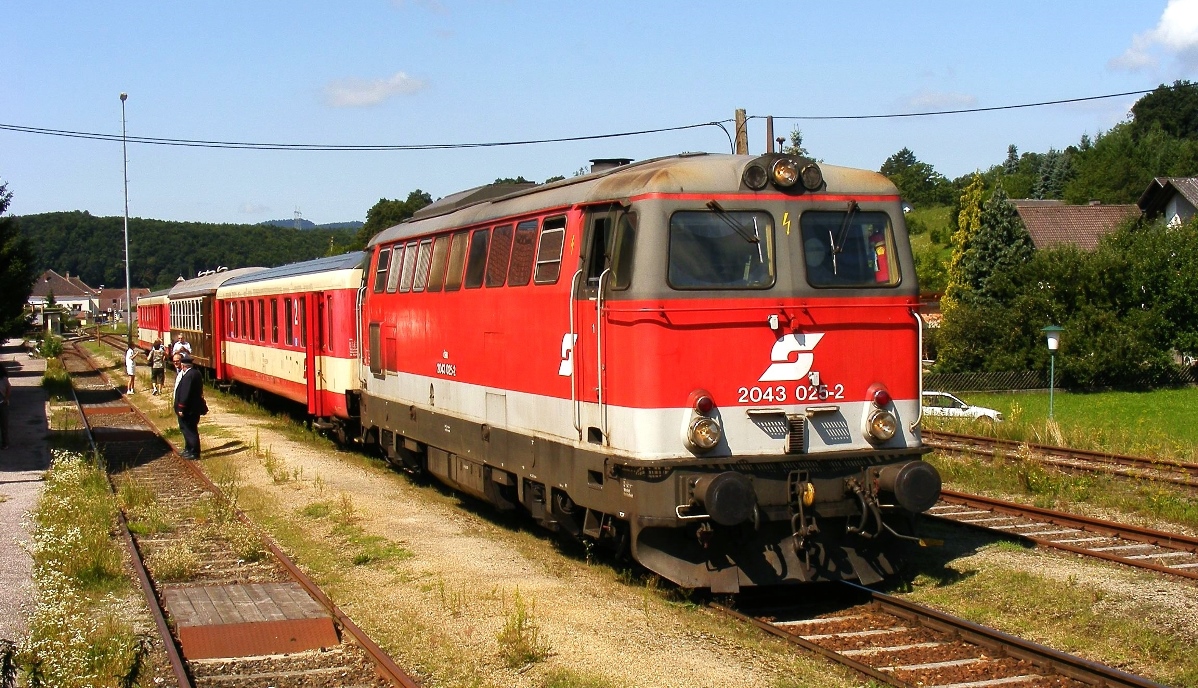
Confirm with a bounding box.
[136,288,171,350]
[356,153,940,591]
[215,252,365,440]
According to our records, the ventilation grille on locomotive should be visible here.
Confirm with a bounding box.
[786,415,806,454]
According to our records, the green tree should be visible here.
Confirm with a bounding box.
[782,126,811,158]
[0,182,37,335]
[958,186,1035,303]
[354,189,433,248]
[1130,80,1198,140]
[943,173,985,310]
[1003,145,1019,175]
[879,148,954,206]
[493,176,532,184]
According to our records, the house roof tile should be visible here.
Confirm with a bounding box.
[1012,202,1140,251]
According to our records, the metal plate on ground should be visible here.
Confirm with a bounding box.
[163,582,339,659]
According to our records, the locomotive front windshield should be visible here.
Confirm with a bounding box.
[668,211,775,289]
[799,210,901,287]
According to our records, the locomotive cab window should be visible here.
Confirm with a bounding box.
[799,209,900,288]
[668,210,775,289]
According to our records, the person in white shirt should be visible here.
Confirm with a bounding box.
[171,338,192,357]
[124,344,137,395]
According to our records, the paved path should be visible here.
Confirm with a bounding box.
[0,339,49,643]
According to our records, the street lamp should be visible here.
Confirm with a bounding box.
[120,92,131,344]
[1042,325,1063,420]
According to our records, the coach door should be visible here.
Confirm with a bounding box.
[303,295,322,417]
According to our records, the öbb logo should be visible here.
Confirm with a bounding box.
[758,333,824,382]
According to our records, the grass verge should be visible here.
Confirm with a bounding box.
[903,560,1198,686]
[17,449,147,687]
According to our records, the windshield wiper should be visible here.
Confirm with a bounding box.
[706,200,759,244]
[832,200,858,255]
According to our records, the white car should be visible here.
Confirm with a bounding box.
[922,391,1003,422]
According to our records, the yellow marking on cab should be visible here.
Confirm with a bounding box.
[783,211,791,235]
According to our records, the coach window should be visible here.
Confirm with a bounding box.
[413,239,433,291]
[228,303,236,338]
[426,235,450,292]
[799,210,900,288]
[444,231,469,291]
[298,297,307,347]
[668,210,775,289]
[325,295,334,350]
[271,299,279,343]
[373,247,391,293]
[464,228,490,289]
[284,298,294,347]
[486,224,514,287]
[507,220,538,287]
[258,299,265,340]
[399,240,420,292]
[385,244,404,293]
[534,216,566,284]
[240,301,247,339]
[247,301,255,341]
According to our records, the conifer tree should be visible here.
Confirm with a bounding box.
[1004,145,1019,175]
[943,173,985,311]
[963,185,1035,303]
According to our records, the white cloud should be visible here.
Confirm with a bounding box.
[324,72,427,108]
[900,90,978,112]
[1110,0,1198,72]
[239,202,270,214]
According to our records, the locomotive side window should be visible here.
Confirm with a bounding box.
[668,210,775,289]
[799,210,900,288]
[372,248,391,293]
[368,323,382,377]
[413,239,433,292]
[486,224,514,287]
[426,235,450,292]
[534,216,566,284]
[464,229,490,289]
[507,220,538,287]
[271,299,279,343]
[399,240,419,293]
[385,244,405,293]
[444,231,469,292]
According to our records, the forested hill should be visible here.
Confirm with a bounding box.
[17,211,356,290]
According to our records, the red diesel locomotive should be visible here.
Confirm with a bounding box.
[355,152,940,591]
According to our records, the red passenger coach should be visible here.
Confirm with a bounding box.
[356,153,942,591]
[136,289,171,349]
[216,252,366,437]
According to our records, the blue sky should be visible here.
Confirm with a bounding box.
[4,1,1197,224]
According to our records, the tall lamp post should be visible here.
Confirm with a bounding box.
[120,92,132,343]
[1042,325,1063,420]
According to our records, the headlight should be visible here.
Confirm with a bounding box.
[742,162,769,190]
[867,409,898,442]
[800,163,823,191]
[688,417,723,452]
[771,158,800,188]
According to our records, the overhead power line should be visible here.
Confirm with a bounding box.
[763,89,1153,121]
[0,120,732,151]
[0,88,1157,151]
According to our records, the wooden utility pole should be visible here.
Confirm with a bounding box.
[734,109,748,155]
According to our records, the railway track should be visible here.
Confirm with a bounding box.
[717,583,1165,688]
[60,342,419,688]
[926,489,1198,581]
[923,429,1198,490]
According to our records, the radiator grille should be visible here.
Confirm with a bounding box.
[786,415,806,454]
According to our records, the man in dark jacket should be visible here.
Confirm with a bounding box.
[173,353,206,458]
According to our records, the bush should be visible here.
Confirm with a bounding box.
[34,335,63,359]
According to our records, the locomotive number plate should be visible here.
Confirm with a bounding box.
[736,383,845,404]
